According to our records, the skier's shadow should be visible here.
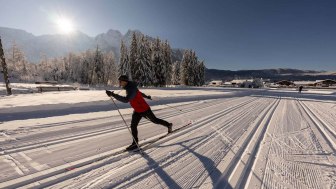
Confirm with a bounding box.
[140,136,233,189]
[106,136,233,188]
[141,152,183,189]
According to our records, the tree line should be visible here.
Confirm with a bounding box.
[3,32,205,87]
[119,33,205,86]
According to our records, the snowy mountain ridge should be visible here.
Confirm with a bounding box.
[0,27,183,63]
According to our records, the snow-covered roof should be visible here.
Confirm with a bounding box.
[231,79,253,83]
[293,81,315,85]
[210,80,223,83]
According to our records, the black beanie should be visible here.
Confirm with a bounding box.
[118,75,129,82]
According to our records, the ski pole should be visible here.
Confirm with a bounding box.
[109,96,143,153]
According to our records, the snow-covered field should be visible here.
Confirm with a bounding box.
[0,87,335,188]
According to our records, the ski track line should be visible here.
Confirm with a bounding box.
[243,98,282,189]
[17,152,50,171]
[135,127,232,189]
[173,98,273,189]
[228,98,280,189]
[302,101,336,138]
[260,99,327,189]
[0,155,25,176]
[209,97,279,189]
[142,97,259,151]
[297,99,336,151]
[8,100,198,131]
[309,102,336,131]
[246,99,297,188]
[3,154,30,176]
[1,98,234,155]
[99,97,270,188]
[0,97,256,189]
[131,96,270,187]
[46,96,260,188]
[169,98,273,189]
[75,97,261,189]
[114,98,270,189]
[3,126,131,155]
[3,100,200,149]
[1,99,212,154]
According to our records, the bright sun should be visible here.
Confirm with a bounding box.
[56,17,75,34]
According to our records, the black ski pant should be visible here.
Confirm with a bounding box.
[130,108,170,143]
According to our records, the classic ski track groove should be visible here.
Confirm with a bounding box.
[211,97,280,189]
[1,98,237,155]
[52,97,261,188]
[103,98,269,189]
[246,98,332,189]
[2,95,334,189]
[47,97,271,188]
[297,98,336,151]
[0,97,257,188]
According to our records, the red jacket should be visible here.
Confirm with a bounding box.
[129,90,150,112]
[112,81,150,113]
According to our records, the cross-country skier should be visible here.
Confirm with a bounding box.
[106,75,173,150]
[298,85,303,93]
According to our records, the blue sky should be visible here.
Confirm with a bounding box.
[1,0,336,71]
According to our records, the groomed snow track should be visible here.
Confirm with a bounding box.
[0,95,335,189]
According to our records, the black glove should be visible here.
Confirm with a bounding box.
[147,95,152,100]
[106,90,114,97]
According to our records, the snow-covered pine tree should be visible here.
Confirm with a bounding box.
[136,35,152,86]
[0,37,12,95]
[103,51,118,85]
[134,34,144,85]
[129,32,138,81]
[199,61,205,86]
[195,53,200,85]
[151,37,165,86]
[83,50,95,85]
[162,40,172,85]
[80,55,90,84]
[119,40,131,79]
[188,50,195,85]
[64,53,73,82]
[49,58,60,81]
[180,49,191,85]
[93,46,104,84]
[171,61,181,85]
[38,54,52,81]
[144,36,153,85]
[149,42,157,85]
[63,53,76,82]
[18,57,29,82]
[58,57,67,82]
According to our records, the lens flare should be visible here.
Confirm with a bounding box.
[56,16,75,34]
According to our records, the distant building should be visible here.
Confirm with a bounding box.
[222,81,233,87]
[274,79,336,88]
[314,79,336,87]
[293,81,315,86]
[231,79,253,87]
[230,79,264,88]
[209,80,223,86]
[276,80,295,86]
